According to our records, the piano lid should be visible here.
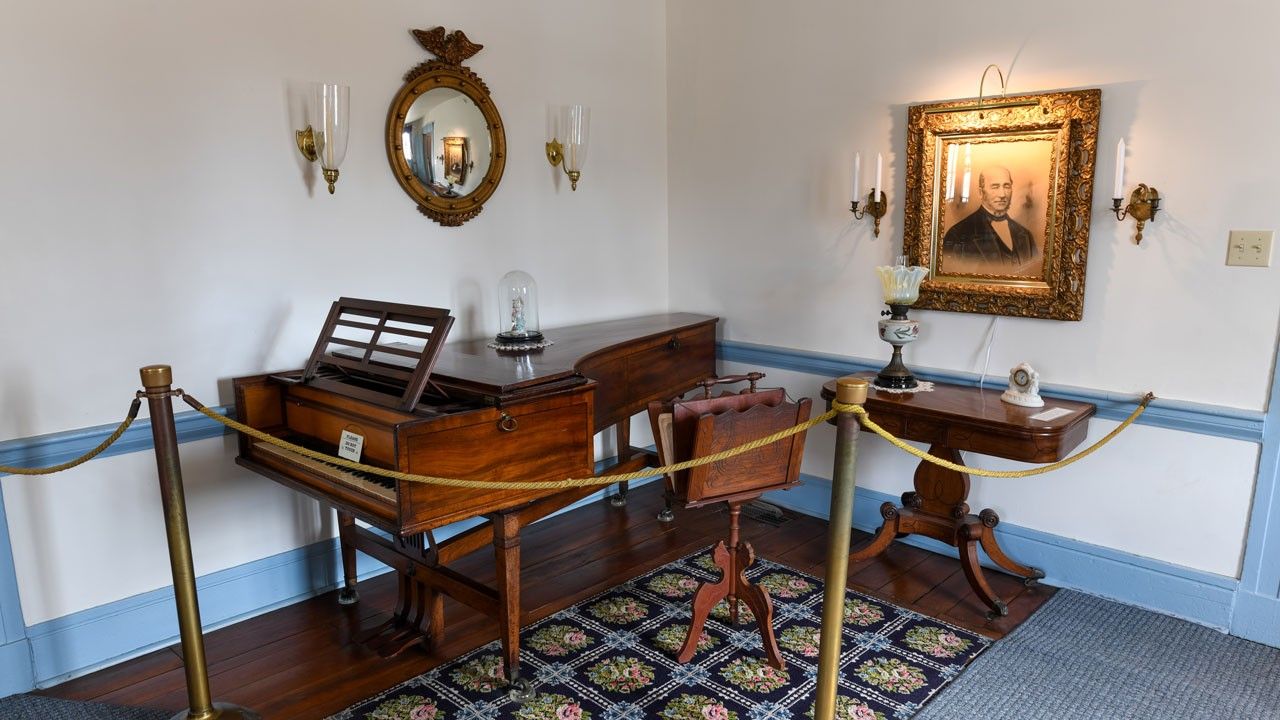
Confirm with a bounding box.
[336,313,716,400]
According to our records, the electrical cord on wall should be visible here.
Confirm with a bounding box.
[977,316,1000,392]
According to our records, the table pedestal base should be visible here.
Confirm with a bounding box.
[849,444,1044,619]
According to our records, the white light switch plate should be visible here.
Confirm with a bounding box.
[1227,230,1273,267]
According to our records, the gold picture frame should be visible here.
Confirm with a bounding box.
[903,88,1101,320]
[442,136,469,185]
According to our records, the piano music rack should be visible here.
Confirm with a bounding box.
[301,297,454,412]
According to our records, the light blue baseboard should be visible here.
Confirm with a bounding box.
[765,474,1239,630]
[26,534,384,687]
[21,469,641,689]
[1230,591,1280,647]
[719,340,1265,442]
[0,637,33,697]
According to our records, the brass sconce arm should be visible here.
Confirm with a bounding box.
[296,126,318,162]
[851,190,888,237]
[295,125,340,194]
[545,138,580,190]
[1112,183,1160,243]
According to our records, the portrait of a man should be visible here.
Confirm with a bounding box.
[934,136,1054,280]
[942,166,1037,273]
[903,88,1100,320]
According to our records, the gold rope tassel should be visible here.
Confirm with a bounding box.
[835,391,1156,477]
[0,399,142,475]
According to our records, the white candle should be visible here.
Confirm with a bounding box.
[945,144,958,201]
[961,143,972,204]
[1113,138,1126,199]
[853,152,861,203]
[874,153,883,199]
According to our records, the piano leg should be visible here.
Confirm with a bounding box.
[493,512,531,698]
[610,421,630,507]
[337,511,360,605]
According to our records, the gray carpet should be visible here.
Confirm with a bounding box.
[915,590,1280,719]
[0,694,168,720]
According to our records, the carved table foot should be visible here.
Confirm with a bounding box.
[975,509,1044,585]
[848,503,901,562]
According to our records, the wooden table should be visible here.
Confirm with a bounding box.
[821,374,1094,618]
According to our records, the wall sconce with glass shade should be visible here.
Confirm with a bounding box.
[874,257,929,389]
[1110,138,1160,243]
[850,151,888,236]
[545,105,590,190]
[295,83,350,194]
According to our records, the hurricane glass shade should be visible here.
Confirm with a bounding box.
[498,270,540,339]
[560,105,590,174]
[314,83,349,171]
[875,265,930,305]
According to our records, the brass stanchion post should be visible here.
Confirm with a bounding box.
[140,365,260,720]
[813,376,868,720]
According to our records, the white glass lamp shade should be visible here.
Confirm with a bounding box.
[875,264,930,305]
[560,105,589,174]
[497,270,541,340]
[313,83,350,171]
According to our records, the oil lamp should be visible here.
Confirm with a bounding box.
[874,257,929,389]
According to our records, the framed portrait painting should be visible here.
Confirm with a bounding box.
[903,88,1101,320]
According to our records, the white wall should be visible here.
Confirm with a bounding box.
[0,0,668,624]
[668,1,1279,577]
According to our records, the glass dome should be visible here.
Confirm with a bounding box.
[495,270,543,344]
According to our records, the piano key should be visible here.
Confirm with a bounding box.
[251,441,397,503]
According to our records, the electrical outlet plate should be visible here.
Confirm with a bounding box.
[1227,230,1273,267]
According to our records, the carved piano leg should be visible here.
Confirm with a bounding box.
[337,511,360,605]
[658,483,676,522]
[610,420,630,507]
[493,513,530,697]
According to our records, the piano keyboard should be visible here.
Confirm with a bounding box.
[251,441,398,503]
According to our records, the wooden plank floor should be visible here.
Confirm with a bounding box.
[43,483,1054,718]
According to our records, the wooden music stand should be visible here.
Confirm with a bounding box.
[649,374,811,670]
[301,297,454,412]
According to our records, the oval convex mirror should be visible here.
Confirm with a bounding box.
[386,27,506,226]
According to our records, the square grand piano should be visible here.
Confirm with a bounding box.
[231,299,717,685]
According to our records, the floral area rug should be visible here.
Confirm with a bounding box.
[329,550,990,720]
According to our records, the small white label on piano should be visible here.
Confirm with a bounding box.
[1029,407,1073,422]
[338,430,365,462]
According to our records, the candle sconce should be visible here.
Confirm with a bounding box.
[1112,183,1160,243]
[851,191,888,237]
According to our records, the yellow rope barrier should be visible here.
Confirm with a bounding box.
[181,394,837,490]
[3,387,1153,485]
[0,399,142,475]
[834,391,1155,477]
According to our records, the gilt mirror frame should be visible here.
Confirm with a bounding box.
[386,27,506,227]
[903,88,1100,320]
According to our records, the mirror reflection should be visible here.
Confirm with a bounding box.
[400,87,492,198]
